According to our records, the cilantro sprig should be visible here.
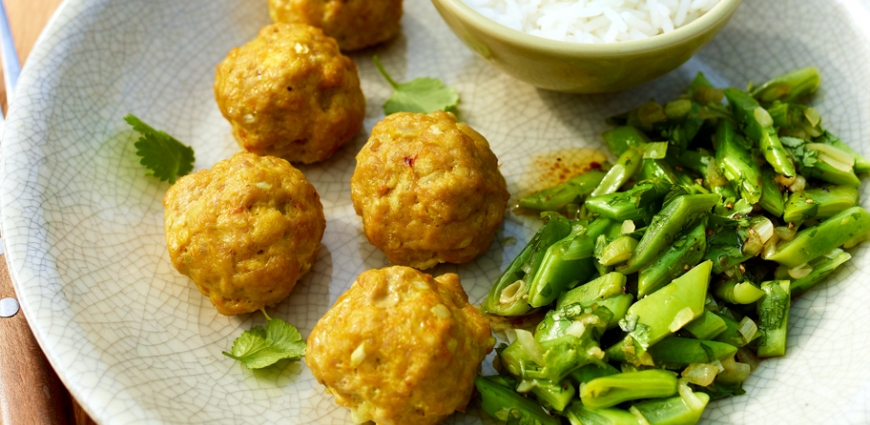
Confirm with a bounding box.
[373,56,459,115]
[124,114,195,184]
[222,310,306,369]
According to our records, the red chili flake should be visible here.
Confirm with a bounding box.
[589,162,601,169]
[404,156,417,167]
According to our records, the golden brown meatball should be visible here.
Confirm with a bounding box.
[350,111,510,270]
[268,0,403,51]
[163,152,325,315]
[307,266,494,425]
[214,23,365,164]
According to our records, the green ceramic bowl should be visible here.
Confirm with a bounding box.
[431,0,742,93]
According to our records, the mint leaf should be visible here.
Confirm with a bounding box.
[222,312,306,369]
[374,56,459,115]
[125,114,195,184]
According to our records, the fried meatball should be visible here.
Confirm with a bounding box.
[163,152,325,315]
[214,23,365,164]
[268,0,403,51]
[307,266,494,425]
[350,111,510,270]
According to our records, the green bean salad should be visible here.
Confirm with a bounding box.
[476,68,870,425]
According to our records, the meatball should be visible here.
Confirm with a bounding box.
[214,23,365,164]
[306,266,494,425]
[163,152,325,315]
[350,111,510,269]
[268,0,403,51]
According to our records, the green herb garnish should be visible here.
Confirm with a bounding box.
[222,310,306,369]
[124,114,195,184]
[373,55,459,115]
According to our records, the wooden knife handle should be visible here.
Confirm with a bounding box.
[0,258,71,425]
[0,1,96,423]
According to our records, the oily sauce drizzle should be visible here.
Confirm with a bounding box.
[514,148,608,214]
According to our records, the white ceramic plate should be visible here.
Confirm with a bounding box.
[2,0,869,423]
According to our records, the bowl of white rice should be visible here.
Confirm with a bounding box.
[431,0,741,92]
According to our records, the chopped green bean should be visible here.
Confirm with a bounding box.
[756,281,790,357]
[520,170,607,211]
[784,185,859,225]
[750,67,821,103]
[580,370,678,409]
[683,310,728,340]
[767,206,870,268]
[476,376,560,425]
[625,261,712,349]
[637,223,706,298]
[725,88,796,177]
[620,194,719,274]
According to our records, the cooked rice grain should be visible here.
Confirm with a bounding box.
[464,0,720,43]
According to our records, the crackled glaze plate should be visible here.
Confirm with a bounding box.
[1,0,869,423]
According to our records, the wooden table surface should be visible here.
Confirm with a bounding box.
[0,0,98,423]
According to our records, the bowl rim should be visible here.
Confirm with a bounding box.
[432,0,743,56]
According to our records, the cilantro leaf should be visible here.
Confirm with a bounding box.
[125,114,195,184]
[222,311,306,369]
[373,56,459,115]
[780,136,819,168]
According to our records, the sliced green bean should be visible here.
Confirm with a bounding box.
[788,248,851,298]
[683,310,728,340]
[756,280,790,357]
[767,206,870,268]
[476,377,560,425]
[647,337,737,368]
[569,363,620,385]
[519,170,607,211]
[638,223,706,298]
[750,67,821,103]
[640,158,679,184]
[528,227,597,308]
[580,370,678,409]
[715,120,762,204]
[758,167,785,217]
[625,261,712,349]
[585,181,670,222]
[632,392,710,425]
[725,88,796,177]
[801,161,860,187]
[704,226,752,274]
[783,186,858,224]
[591,147,644,197]
[815,130,870,174]
[563,402,638,425]
[619,194,719,274]
[601,125,652,157]
[483,218,571,316]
